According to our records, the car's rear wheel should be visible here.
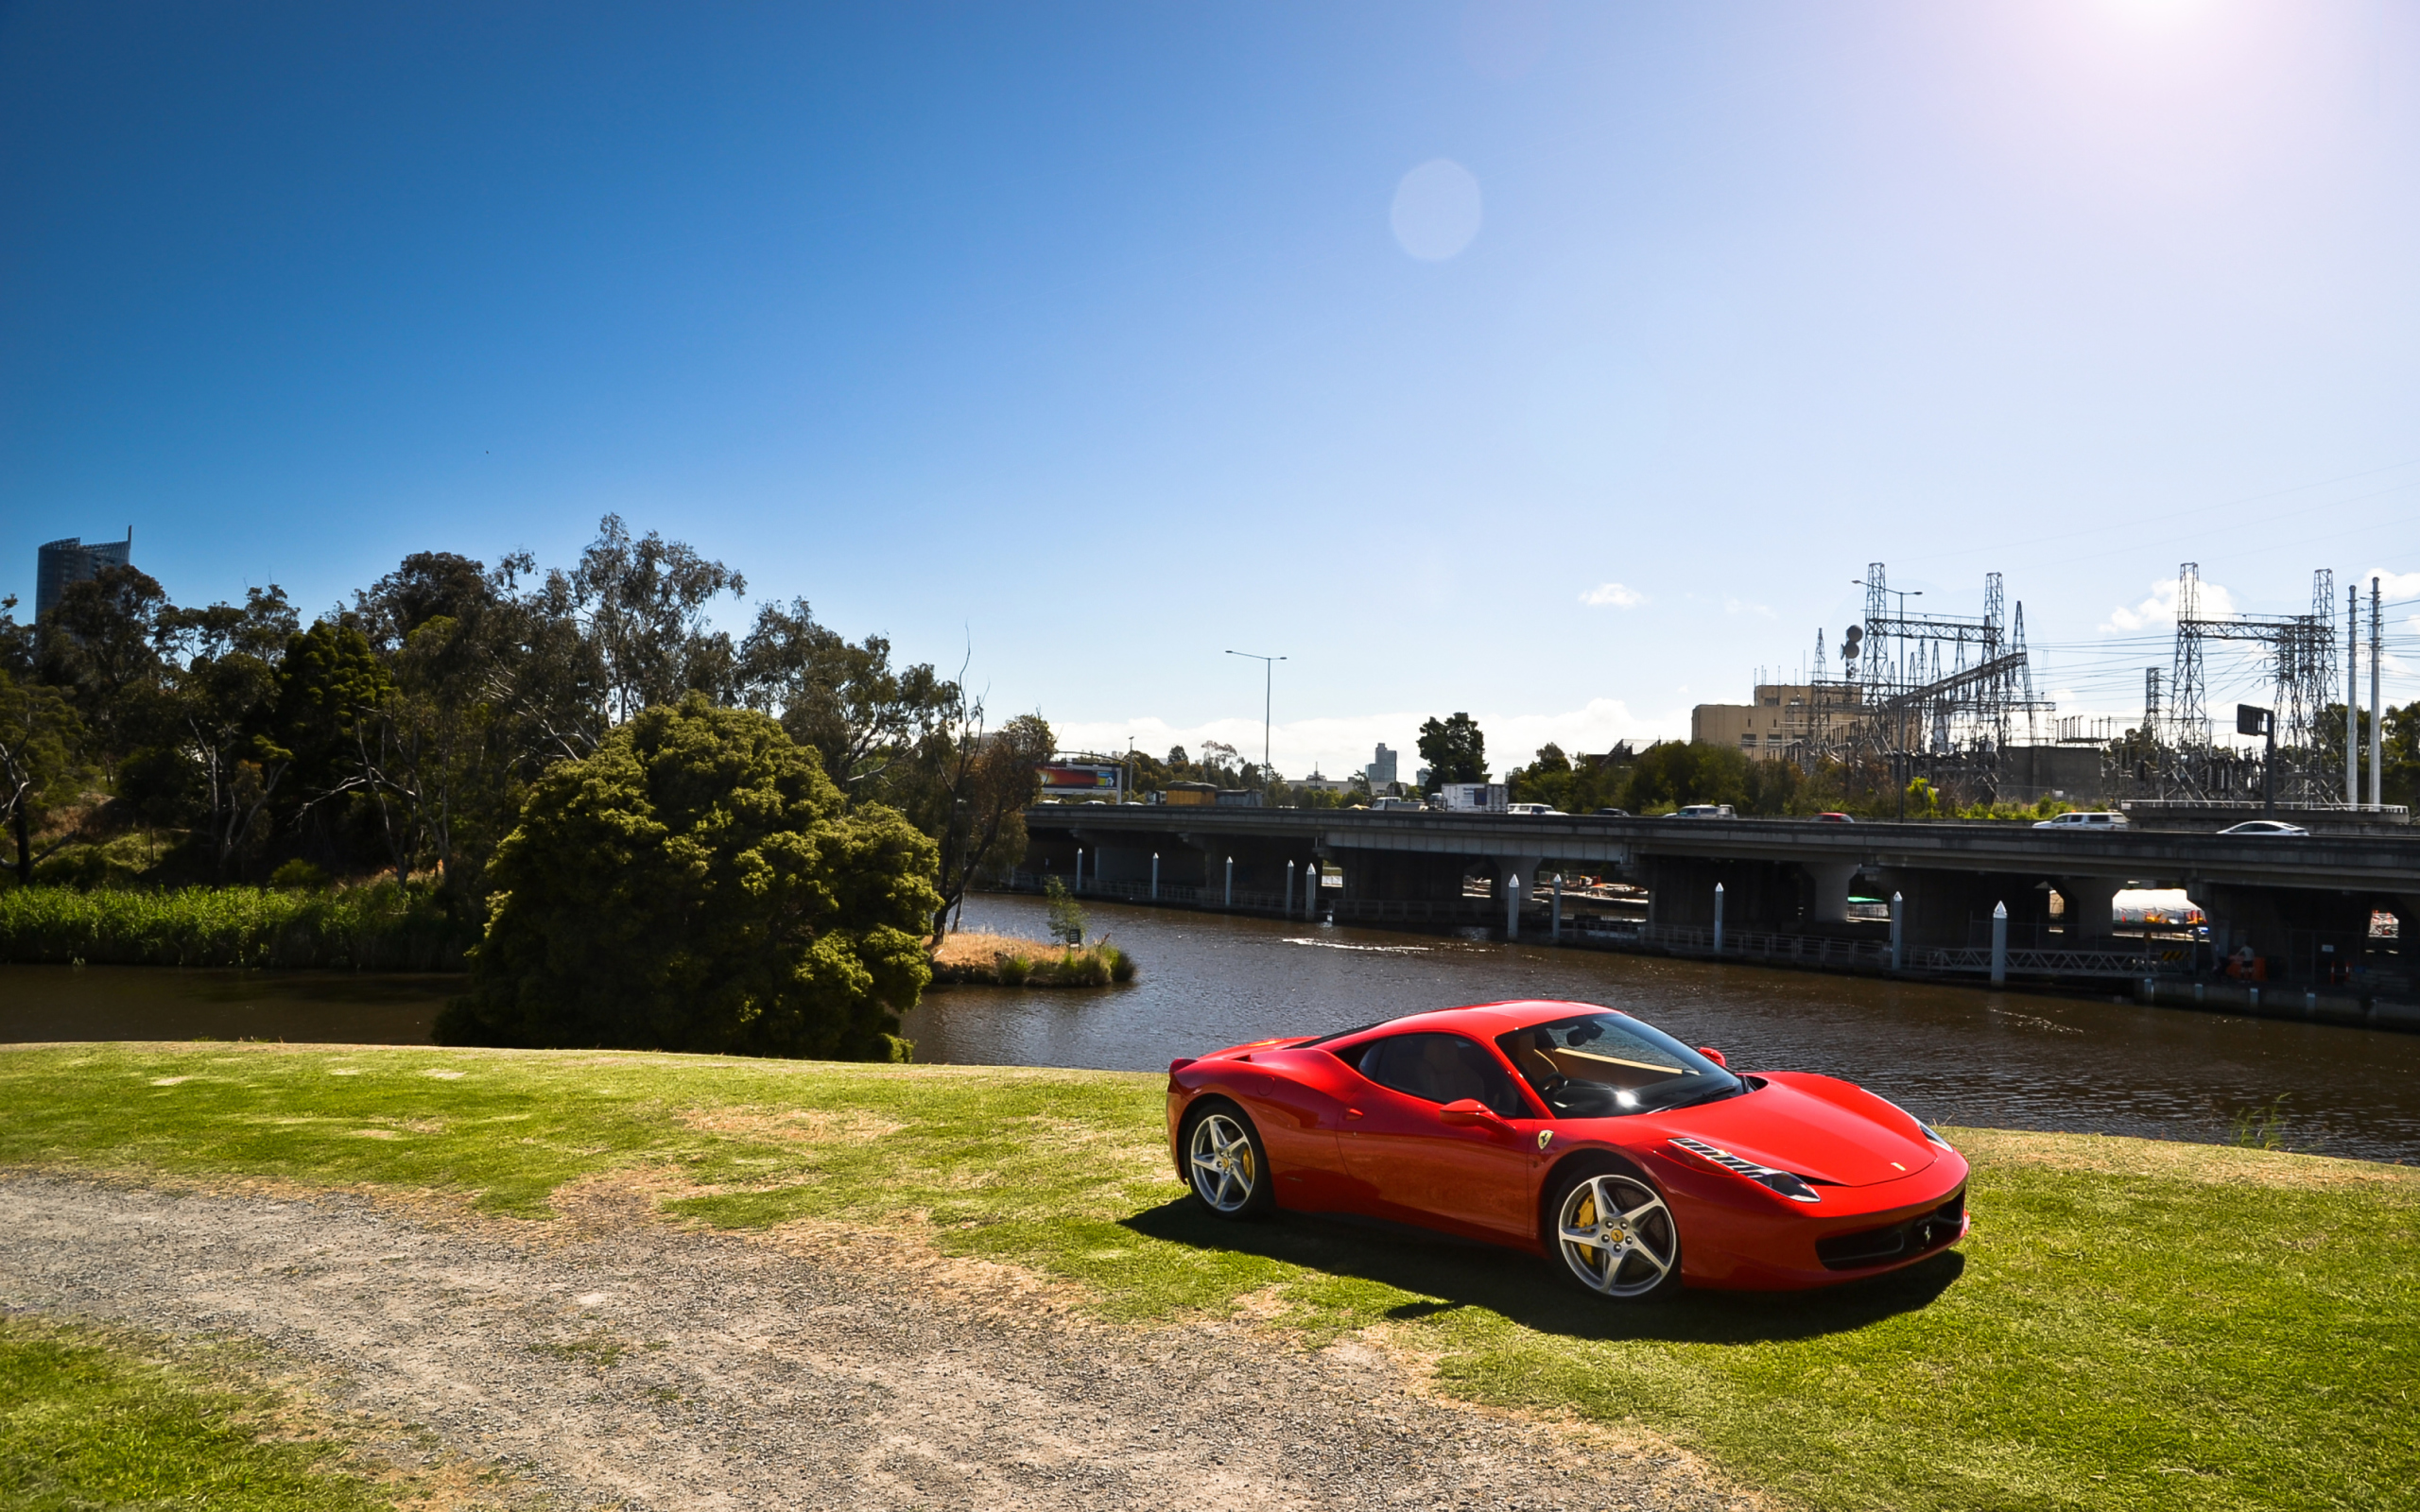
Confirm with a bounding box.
[1548,1160,1682,1300]
[1183,1101,1272,1219]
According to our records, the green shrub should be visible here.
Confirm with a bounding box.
[997,953,1032,986]
[268,859,328,891]
[1103,943,1135,984]
[437,694,940,1060]
[1043,875,1087,944]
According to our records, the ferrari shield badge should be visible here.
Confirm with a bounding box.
[1536,1130,1554,1152]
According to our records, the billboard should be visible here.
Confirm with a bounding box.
[1040,763,1124,798]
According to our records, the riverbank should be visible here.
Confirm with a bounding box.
[2,1041,2411,1511]
[928,928,1136,987]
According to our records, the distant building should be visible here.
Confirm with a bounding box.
[1691,683,1867,758]
[1297,769,1351,794]
[1365,743,1398,789]
[35,530,134,621]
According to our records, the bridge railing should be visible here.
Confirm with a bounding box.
[1923,945,2193,978]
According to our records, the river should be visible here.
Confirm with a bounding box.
[5,893,2414,1162]
[899,895,2420,1164]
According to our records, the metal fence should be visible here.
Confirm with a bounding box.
[1923,945,2192,978]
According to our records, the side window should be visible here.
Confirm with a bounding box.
[1357,1034,1528,1118]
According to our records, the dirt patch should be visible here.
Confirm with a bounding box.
[0,1173,1747,1511]
[1953,1126,2420,1191]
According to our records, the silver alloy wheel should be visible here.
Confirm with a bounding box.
[1187,1111,1258,1213]
[1556,1172,1679,1298]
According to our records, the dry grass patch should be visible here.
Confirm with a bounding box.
[674,1106,905,1143]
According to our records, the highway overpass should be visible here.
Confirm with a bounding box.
[1020,805,2420,984]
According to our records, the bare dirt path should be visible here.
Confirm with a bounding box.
[0,1174,1747,1512]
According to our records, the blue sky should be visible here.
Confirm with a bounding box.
[5,1,2418,776]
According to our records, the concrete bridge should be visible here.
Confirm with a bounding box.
[1020,805,2420,986]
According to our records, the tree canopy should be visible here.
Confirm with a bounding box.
[437,694,939,1059]
[1416,712,1487,789]
[2,515,1053,927]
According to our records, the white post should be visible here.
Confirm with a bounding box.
[1990,901,2008,985]
[1150,852,1159,900]
[1286,860,1296,916]
[1890,891,1904,971]
[2372,577,2384,810]
[2348,583,2360,806]
[1305,859,1319,920]
[1551,873,1563,943]
[1224,856,1233,908]
[1505,867,1521,940]
[1074,848,1083,892]
[1713,882,1725,955]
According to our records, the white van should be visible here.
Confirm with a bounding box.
[1671,804,1737,819]
[2032,811,2128,832]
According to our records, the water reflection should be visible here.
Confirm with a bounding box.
[0,965,454,1046]
[903,896,2420,1164]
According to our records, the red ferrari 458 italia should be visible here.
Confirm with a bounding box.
[1166,999,1968,1298]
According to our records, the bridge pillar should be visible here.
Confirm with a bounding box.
[1801,862,1859,924]
[2055,876,2122,944]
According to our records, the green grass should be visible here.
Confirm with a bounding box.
[0,1042,2412,1512]
[0,1318,395,1511]
[0,884,474,971]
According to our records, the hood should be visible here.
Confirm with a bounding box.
[1650,1076,1936,1188]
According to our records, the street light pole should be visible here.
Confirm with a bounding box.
[1225,649,1286,779]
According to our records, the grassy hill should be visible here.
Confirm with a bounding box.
[0,1041,2411,1512]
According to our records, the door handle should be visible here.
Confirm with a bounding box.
[1343,1108,1363,1120]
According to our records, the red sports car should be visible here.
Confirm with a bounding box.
[1167,999,1969,1298]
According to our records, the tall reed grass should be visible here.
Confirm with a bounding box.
[0,884,475,971]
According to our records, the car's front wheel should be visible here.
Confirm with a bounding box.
[1183,1101,1273,1219]
[1547,1159,1682,1300]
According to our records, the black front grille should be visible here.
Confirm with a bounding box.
[1814,1187,1967,1272]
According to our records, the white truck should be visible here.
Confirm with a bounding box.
[1435,782,1509,813]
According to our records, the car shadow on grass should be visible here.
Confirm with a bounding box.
[1119,1198,1962,1344]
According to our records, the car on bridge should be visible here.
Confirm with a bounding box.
[2032,810,2128,831]
[1670,804,1737,819]
[2218,818,2311,836]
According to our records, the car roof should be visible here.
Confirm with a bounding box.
[1331,999,1616,1042]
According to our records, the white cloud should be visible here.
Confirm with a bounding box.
[2356,567,2420,600]
[2102,575,2238,633]
[1722,596,1775,619]
[1051,697,1685,782]
[1579,581,1644,609]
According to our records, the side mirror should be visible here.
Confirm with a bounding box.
[1697,1046,1729,1068]
[1439,1097,1503,1127]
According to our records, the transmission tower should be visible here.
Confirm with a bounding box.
[2161,563,2340,803]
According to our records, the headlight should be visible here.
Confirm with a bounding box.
[1669,1135,1822,1203]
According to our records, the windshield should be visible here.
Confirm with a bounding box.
[1495,1012,1742,1119]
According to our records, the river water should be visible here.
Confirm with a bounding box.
[899,895,2420,1164]
[6,894,2414,1162]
